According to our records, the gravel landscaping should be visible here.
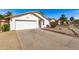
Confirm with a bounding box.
[43,26,77,37]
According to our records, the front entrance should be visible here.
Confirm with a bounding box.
[39,20,44,28]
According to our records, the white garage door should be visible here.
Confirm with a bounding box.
[15,20,38,30]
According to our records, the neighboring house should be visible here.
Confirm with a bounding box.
[58,20,67,25]
[48,18,56,22]
[58,20,72,25]
[0,19,8,25]
[67,20,73,25]
[0,19,10,26]
[10,12,50,30]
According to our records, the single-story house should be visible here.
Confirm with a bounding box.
[10,12,50,30]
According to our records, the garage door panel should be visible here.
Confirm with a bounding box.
[15,21,38,30]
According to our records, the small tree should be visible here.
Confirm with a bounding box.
[50,21,58,28]
[70,17,74,21]
[58,14,67,25]
[6,11,12,16]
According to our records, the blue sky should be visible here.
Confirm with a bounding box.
[0,9,79,20]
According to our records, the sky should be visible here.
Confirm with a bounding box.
[0,9,79,20]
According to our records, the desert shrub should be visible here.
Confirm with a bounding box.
[50,21,58,28]
[73,19,79,29]
[73,19,79,25]
[1,24,10,31]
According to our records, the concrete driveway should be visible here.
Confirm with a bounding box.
[0,29,79,50]
[16,29,79,50]
[0,31,21,50]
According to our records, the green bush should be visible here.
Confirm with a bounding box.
[1,24,10,32]
[73,19,79,25]
[0,25,1,29]
[50,21,58,28]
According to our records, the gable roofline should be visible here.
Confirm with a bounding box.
[4,12,39,18]
[9,12,41,18]
[9,12,48,21]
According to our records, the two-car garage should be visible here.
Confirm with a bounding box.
[15,20,38,30]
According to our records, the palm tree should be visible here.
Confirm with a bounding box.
[4,11,12,24]
[4,11,12,20]
[58,14,67,25]
[6,11,12,16]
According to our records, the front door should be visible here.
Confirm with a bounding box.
[39,20,41,28]
[39,20,44,28]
